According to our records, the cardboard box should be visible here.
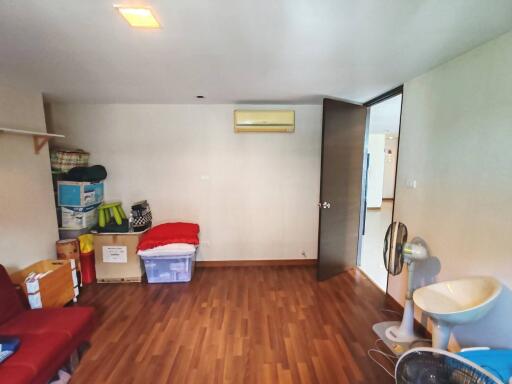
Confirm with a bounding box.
[93,231,146,283]
[10,259,76,308]
[59,204,99,229]
[57,181,104,207]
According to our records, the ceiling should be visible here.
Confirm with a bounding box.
[0,1,511,104]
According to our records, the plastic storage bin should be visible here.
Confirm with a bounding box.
[58,227,91,240]
[141,252,195,283]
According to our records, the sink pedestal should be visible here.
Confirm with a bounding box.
[431,321,452,349]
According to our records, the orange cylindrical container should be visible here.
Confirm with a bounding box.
[56,239,80,271]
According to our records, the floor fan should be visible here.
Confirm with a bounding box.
[373,221,429,356]
[396,347,511,384]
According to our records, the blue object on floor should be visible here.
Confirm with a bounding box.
[459,349,512,382]
[0,336,20,363]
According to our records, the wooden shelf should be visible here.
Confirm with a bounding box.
[0,127,65,154]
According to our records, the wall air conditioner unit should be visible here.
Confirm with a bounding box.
[234,110,295,133]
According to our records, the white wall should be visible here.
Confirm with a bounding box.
[389,31,512,349]
[0,86,58,272]
[383,137,398,199]
[47,104,322,261]
[366,134,385,208]
[368,94,401,200]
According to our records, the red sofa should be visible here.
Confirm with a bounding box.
[0,265,94,384]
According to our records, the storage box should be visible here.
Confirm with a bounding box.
[59,227,91,240]
[10,260,76,308]
[59,204,99,229]
[141,252,196,283]
[57,181,104,207]
[93,231,146,283]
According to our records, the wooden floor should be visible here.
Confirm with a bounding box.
[72,267,398,383]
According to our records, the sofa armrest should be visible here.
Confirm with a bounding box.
[13,284,30,310]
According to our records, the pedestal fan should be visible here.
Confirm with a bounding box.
[373,221,429,356]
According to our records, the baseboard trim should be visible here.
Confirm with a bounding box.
[385,293,431,338]
[356,267,386,293]
[196,259,317,268]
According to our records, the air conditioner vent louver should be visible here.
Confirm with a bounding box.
[234,110,295,132]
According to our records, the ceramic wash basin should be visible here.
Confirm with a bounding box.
[413,276,502,349]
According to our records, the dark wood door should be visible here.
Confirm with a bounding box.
[317,98,368,281]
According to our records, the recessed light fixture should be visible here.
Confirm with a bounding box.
[114,5,160,28]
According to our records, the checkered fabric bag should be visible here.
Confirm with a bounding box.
[131,200,152,231]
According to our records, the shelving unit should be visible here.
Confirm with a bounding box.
[0,127,65,154]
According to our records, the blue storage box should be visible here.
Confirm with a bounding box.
[59,204,99,229]
[141,252,196,283]
[57,181,104,207]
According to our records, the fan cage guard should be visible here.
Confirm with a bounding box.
[396,348,504,384]
[383,222,408,276]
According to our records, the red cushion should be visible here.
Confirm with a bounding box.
[0,265,25,324]
[0,307,95,341]
[138,222,200,250]
[0,365,35,384]
[0,333,70,379]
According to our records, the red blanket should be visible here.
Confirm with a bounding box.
[138,222,200,251]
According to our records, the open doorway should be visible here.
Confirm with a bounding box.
[358,92,402,291]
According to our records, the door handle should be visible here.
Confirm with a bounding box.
[318,202,331,209]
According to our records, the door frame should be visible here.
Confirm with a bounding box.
[356,85,404,293]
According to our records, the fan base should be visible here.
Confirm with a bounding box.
[373,321,431,356]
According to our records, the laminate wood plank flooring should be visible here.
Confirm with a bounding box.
[72,267,398,383]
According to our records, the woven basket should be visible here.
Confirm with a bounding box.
[51,149,89,172]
